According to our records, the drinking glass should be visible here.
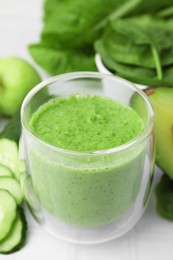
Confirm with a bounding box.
[20,72,155,244]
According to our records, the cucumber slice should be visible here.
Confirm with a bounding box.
[0,177,23,205]
[0,208,27,254]
[20,172,27,196]
[0,164,13,177]
[0,139,19,180]
[0,190,17,241]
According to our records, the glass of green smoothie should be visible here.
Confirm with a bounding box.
[20,72,154,244]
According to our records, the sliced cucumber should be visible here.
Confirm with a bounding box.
[0,177,23,205]
[0,208,27,254]
[0,164,13,177]
[0,139,19,180]
[20,172,27,196]
[0,190,17,241]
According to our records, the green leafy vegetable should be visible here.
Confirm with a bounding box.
[0,111,21,144]
[44,0,63,17]
[110,16,173,50]
[95,15,173,86]
[29,0,173,81]
[29,0,148,75]
[126,0,173,16]
[95,24,173,69]
[158,6,173,18]
[95,37,173,86]
[156,175,173,221]
[30,0,138,74]
[41,0,137,48]
[29,44,97,75]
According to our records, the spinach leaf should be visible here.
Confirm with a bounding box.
[44,0,60,18]
[110,16,173,79]
[105,59,173,87]
[41,0,137,48]
[158,6,173,18]
[96,25,173,69]
[95,39,173,86]
[0,111,21,144]
[29,44,97,75]
[104,60,164,87]
[30,0,173,77]
[110,16,173,50]
[127,0,173,16]
[31,0,145,74]
[31,0,142,74]
[156,174,173,221]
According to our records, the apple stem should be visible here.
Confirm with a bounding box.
[144,88,155,96]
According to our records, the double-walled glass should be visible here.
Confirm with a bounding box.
[20,72,155,244]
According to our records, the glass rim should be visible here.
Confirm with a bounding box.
[21,71,154,156]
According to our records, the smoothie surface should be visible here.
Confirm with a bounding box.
[30,95,144,152]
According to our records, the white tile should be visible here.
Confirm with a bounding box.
[10,229,70,260]
[135,234,173,260]
[76,237,131,260]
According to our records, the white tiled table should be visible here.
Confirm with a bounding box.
[1,1,173,259]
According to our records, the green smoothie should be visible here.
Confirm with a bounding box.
[28,95,145,227]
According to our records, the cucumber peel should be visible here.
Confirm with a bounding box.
[0,177,23,205]
[0,139,20,180]
[0,207,27,254]
[0,96,28,254]
[0,164,13,177]
[0,190,17,241]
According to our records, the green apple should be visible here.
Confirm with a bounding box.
[0,57,41,117]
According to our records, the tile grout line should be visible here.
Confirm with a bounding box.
[127,230,138,260]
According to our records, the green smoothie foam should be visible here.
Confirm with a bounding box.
[30,95,143,151]
[28,95,145,227]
